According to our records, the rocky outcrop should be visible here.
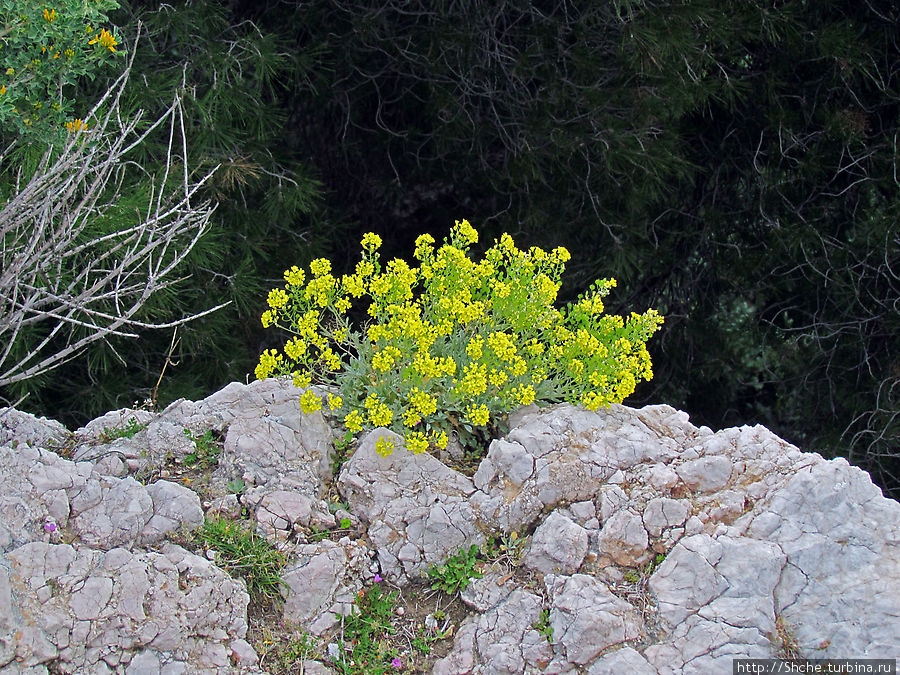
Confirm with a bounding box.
[1,381,898,674]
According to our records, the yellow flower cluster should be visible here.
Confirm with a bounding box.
[466,403,490,426]
[375,436,395,457]
[254,349,282,380]
[88,28,117,52]
[65,118,87,133]
[365,395,393,427]
[255,221,663,457]
[300,390,323,414]
[284,265,305,287]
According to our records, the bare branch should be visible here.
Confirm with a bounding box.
[0,33,228,388]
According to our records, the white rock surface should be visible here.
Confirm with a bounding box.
[522,511,588,574]
[2,387,898,674]
[337,427,484,580]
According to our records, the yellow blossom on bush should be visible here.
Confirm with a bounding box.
[284,266,305,287]
[405,431,429,454]
[414,234,435,260]
[451,219,478,245]
[375,437,395,457]
[430,429,449,450]
[65,118,87,133]
[309,258,331,277]
[344,410,364,432]
[361,232,383,252]
[88,28,117,52]
[267,288,288,310]
[513,384,536,405]
[255,349,282,380]
[403,408,422,428]
[408,388,437,417]
[300,390,323,414]
[466,335,484,360]
[466,403,490,427]
[365,395,393,427]
[372,346,402,372]
[284,337,306,360]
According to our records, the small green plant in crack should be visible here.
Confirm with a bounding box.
[98,417,147,443]
[427,544,483,595]
[328,497,351,515]
[195,516,285,601]
[255,627,322,672]
[532,608,553,643]
[183,429,222,468]
[307,525,331,543]
[412,623,450,656]
[483,531,525,566]
[331,429,355,475]
[226,478,246,496]
[332,583,400,674]
[624,552,667,584]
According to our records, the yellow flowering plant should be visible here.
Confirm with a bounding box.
[256,220,663,457]
[0,0,122,144]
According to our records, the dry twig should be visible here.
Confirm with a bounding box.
[0,35,228,387]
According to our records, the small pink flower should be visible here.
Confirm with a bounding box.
[43,522,57,532]
[391,657,402,669]
[374,573,383,583]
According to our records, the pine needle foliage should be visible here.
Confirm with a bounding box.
[4,1,339,423]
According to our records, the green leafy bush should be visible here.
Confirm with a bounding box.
[0,0,122,144]
[333,583,400,674]
[256,220,663,455]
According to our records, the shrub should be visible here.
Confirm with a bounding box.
[0,0,122,145]
[255,220,663,455]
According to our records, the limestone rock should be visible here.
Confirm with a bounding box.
[459,570,516,612]
[0,408,70,451]
[470,404,682,533]
[2,383,899,674]
[522,511,588,575]
[4,542,255,674]
[338,428,483,581]
[587,646,656,674]
[546,573,643,665]
[596,508,650,566]
[432,589,548,675]
[279,538,374,634]
[142,480,204,544]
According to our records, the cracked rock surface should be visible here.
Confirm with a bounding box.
[1,383,898,674]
